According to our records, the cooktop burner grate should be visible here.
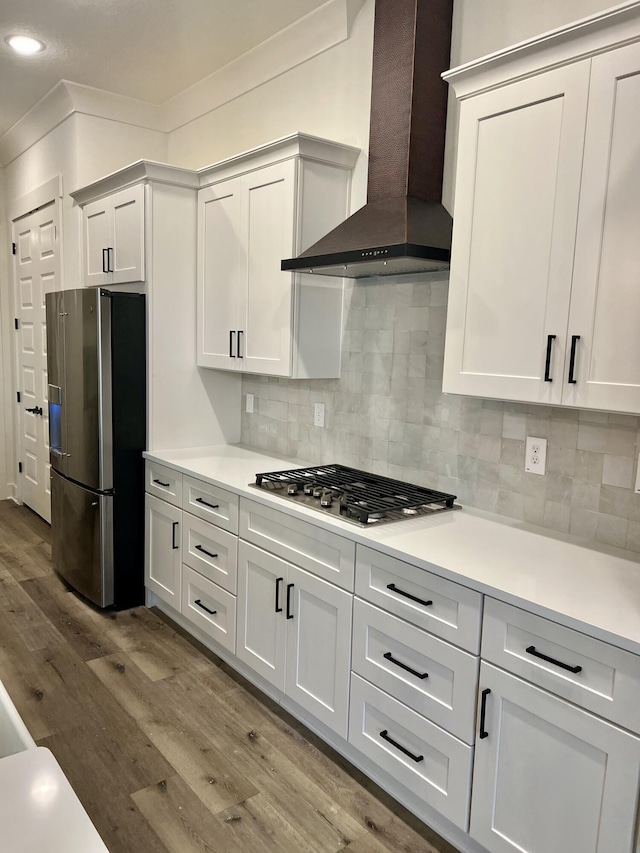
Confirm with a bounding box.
[252,464,458,525]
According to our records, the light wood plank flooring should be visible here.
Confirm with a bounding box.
[0,500,460,853]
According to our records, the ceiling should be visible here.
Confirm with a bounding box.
[0,0,331,138]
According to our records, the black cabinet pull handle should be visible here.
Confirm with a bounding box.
[194,599,217,615]
[525,645,582,674]
[544,334,556,382]
[153,479,170,487]
[171,521,179,550]
[479,688,491,739]
[379,730,423,763]
[386,583,432,607]
[229,330,236,357]
[275,577,283,613]
[237,330,243,358]
[102,248,108,273]
[195,497,219,509]
[195,544,218,559]
[568,335,580,384]
[107,247,114,273]
[383,652,428,680]
[286,583,294,619]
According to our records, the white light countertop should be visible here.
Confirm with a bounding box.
[0,747,108,852]
[144,444,640,656]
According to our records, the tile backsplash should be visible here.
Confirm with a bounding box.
[241,275,640,553]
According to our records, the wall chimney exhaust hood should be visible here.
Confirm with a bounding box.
[282,0,454,279]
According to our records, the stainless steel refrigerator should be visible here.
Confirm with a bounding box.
[46,288,146,608]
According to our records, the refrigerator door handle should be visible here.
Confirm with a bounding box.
[48,384,66,472]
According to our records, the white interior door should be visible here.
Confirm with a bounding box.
[13,201,60,522]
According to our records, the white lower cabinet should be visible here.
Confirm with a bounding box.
[181,566,236,653]
[470,662,640,853]
[352,598,479,744]
[182,512,238,594]
[145,494,182,610]
[236,540,352,737]
[145,464,640,853]
[349,674,473,830]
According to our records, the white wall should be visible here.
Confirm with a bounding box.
[0,114,167,499]
[443,0,619,208]
[168,1,375,211]
[0,0,626,500]
[0,164,10,498]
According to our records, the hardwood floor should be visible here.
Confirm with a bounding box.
[0,500,460,853]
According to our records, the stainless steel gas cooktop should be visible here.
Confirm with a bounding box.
[250,464,460,526]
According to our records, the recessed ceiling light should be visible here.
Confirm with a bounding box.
[6,35,45,56]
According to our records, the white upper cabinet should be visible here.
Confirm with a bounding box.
[565,41,640,413]
[444,7,640,414]
[197,134,359,378]
[81,184,145,286]
[443,63,589,404]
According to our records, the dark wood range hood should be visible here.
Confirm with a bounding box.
[282,0,454,278]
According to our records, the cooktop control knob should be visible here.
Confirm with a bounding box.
[312,485,323,498]
[320,490,333,507]
[303,482,314,495]
[287,483,299,495]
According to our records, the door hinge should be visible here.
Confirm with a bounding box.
[14,318,19,330]
[16,391,20,403]
[12,242,16,255]
[18,462,22,474]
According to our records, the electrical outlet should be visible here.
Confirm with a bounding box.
[525,436,547,475]
[313,402,325,428]
[246,393,254,414]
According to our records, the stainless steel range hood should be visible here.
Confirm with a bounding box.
[282,0,454,279]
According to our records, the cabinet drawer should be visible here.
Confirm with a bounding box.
[482,597,640,732]
[349,674,472,830]
[182,512,238,594]
[181,566,236,654]
[145,461,182,507]
[355,546,482,653]
[352,599,478,744]
[183,476,239,533]
[239,499,355,590]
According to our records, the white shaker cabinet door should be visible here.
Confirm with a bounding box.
[236,541,286,692]
[239,160,296,377]
[83,197,111,288]
[443,61,590,403]
[284,564,352,738]
[110,184,145,284]
[470,662,640,853]
[82,184,144,287]
[564,42,640,414]
[197,176,243,370]
[145,494,182,610]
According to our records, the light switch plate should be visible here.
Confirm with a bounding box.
[525,436,547,475]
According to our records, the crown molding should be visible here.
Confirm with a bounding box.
[444,0,640,98]
[0,82,75,167]
[164,0,365,132]
[0,0,366,167]
[70,160,200,205]
[198,132,360,187]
